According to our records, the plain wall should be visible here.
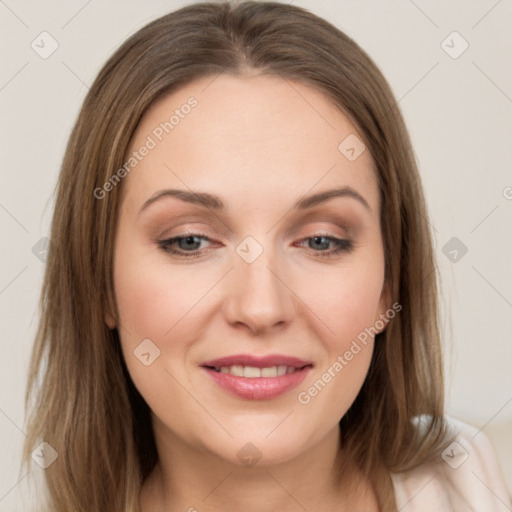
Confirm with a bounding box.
[1,0,511,509]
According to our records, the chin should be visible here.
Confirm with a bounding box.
[194,421,323,469]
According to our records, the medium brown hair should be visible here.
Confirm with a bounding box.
[22,2,452,510]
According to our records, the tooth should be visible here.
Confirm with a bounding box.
[231,365,244,377]
[243,366,261,378]
[277,365,287,376]
[261,366,278,377]
[215,364,297,377]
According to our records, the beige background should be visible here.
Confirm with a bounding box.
[1,0,511,509]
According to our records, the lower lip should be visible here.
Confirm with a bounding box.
[202,367,312,400]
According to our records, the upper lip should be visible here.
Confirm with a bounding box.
[200,354,313,369]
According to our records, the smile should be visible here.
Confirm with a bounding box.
[211,365,299,377]
[200,354,313,400]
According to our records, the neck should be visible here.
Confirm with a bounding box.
[140,420,372,512]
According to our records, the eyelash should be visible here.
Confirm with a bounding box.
[157,232,354,259]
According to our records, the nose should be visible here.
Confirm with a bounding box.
[223,246,295,335]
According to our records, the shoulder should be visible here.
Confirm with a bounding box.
[390,415,511,511]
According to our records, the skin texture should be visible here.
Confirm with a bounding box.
[107,73,388,511]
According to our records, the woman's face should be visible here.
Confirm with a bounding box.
[108,73,388,466]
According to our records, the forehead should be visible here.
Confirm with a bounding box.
[121,73,379,217]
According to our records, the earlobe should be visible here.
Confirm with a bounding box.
[105,309,117,329]
[104,294,118,329]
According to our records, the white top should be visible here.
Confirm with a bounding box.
[391,416,511,511]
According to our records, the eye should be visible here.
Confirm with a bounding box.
[158,233,214,257]
[296,235,354,259]
[157,233,353,259]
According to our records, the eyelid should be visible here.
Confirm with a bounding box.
[157,230,354,260]
[282,212,356,239]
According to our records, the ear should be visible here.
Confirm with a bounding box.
[104,300,117,329]
[105,312,117,329]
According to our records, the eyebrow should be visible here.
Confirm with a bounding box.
[139,186,371,214]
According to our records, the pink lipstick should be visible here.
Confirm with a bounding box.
[200,354,313,400]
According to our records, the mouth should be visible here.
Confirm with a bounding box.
[200,354,313,400]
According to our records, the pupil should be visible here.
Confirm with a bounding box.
[312,236,328,250]
[182,236,200,250]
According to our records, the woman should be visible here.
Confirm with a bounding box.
[22,2,510,511]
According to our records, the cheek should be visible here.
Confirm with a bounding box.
[302,259,385,346]
[113,249,209,341]
[115,268,169,341]
[294,266,382,421]
[113,253,206,422]
[112,248,222,399]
